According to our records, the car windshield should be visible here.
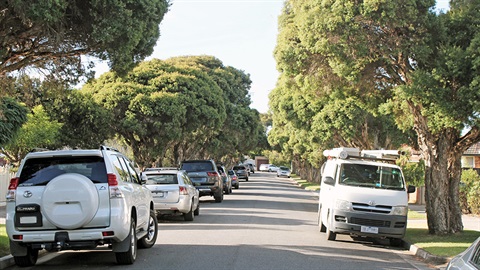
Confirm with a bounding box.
[339,163,405,190]
[145,174,178,185]
[19,156,107,186]
[233,166,245,170]
[279,166,289,170]
[181,162,214,172]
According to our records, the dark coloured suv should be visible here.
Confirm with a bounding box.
[180,160,223,203]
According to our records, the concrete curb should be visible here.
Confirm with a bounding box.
[0,254,14,269]
[403,241,449,265]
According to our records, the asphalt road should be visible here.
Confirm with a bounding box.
[6,172,434,269]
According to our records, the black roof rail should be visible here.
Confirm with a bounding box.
[100,145,120,152]
[346,155,397,164]
[144,167,178,171]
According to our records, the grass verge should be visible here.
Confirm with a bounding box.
[292,175,320,191]
[0,225,10,258]
[405,228,480,257]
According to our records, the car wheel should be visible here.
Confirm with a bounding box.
[184,203,194,221]
[115,218,137,265]
[194,202,200,216]
[13,246,38,267]
[235,183,239,189]
[214,190,223,203]
[246,177,249,181]
[229,186,232,194]
[138,210,158,248]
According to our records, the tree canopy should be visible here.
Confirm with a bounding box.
[0,0,169,80]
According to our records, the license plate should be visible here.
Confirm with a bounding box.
[20,216,37,224]
[361,226,379,234]
[152,191,164,198]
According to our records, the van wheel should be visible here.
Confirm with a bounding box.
[389,238,403,247]
[318,208,326,233]
[326,213,336,241]
[13,246,38,267]
[138,210,158,248]
[115,218,137,264]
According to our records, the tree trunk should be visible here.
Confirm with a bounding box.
[419,128,463,234]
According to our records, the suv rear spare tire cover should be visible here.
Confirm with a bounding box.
[41,173,100,229]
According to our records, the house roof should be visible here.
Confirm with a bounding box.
[464,142,480,156]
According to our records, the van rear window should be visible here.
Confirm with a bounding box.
[19,156,107,186]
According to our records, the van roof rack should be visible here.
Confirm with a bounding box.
[346,155,397,164]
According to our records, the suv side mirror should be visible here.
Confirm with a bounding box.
[323,176,335,186]
[407,185,416,193]
[140,173,148,184]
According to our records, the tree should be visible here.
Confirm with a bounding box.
[0,0,169,81]
[0,97,28,148]
[273,0,480,234]
[2,105,62,165]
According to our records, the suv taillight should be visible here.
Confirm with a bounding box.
[207,172,218,177]
[179,186,188,195]
[108,173,124,198]
[6,177,19,202]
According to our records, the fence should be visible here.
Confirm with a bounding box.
[0,167,13,205]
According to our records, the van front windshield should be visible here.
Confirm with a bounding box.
[339,163,405,190]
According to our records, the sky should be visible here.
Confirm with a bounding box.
[96,0,450,114]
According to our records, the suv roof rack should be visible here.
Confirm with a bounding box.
[100,145,120,152]
[144,167,178,171]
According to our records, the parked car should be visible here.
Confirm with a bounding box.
[276,166,291,178]
[232,165,249,181]
[259,163,270,172]
[244,163,255,174]
[217,165,232,194]
[143,168,200,221]
[6,146,158,267]
[446,236,480,270]
[228,170,240,189]
[268,164,279,172]
[180,160,223,203]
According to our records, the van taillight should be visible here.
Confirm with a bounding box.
[107,173,123,198]
[6,177,19,201]
[179,186,188,195]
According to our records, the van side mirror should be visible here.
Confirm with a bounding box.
[407,185,416,193]
[323,176,335,186]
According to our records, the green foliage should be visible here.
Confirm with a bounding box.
[2,105,62,164]
[1,0,169,80]
[0,97,28,147]
[460,169,480,215]
[84,56,265,167]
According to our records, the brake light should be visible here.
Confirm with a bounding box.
[107,173,118,186]
[6,177,19,202]
[179,186,188,195]
[107,173,123,198]
[207,172,218,177]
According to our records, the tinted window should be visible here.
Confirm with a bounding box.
[121,157,141,184]
[110,154,129,182]
[19,156,107,186]
[146,174,178,185]
[227,170,235,175]
[181,162,214,172]
[279,166,289,170]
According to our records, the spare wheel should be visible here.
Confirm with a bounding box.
[42,173,100,229]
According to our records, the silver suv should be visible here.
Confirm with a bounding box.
[5,146,158,266]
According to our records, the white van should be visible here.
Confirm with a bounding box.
[317,148,415,246]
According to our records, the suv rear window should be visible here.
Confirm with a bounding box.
[233,165,245,170]
[180,162,214,172]
[19,156,107,186]
[145,174,178,185]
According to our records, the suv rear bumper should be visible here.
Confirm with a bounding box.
[196,185,221,197]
